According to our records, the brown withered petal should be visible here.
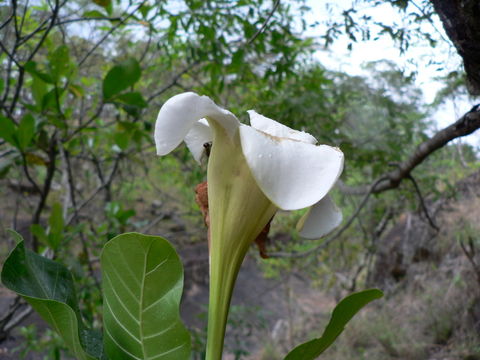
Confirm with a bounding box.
[254,216,273,259]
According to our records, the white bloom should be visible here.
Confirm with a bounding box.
[155,92,344,359]
[155,92,344,239]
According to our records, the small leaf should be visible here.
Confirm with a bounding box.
[82,10,108,18]
[31,74,48,106]
[30,224,49,246]
[48,202,64,249]
[92,0,111,8]
[101,232,191,360]
[24,61,54,84]
[68,83,84,98]
[114,92,147,116]
[1,233,102,359]
[48,45,71,82]
[284,289,383,360]
[25,153,48,166]
[115,92,147,108]
[103,58,141,99]
[17,114,35,150]
[113,131,130,150]
[0,115,16,144]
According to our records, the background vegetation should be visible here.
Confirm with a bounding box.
[0,0,479,359]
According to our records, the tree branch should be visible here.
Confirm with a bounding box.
[342,104,480,195]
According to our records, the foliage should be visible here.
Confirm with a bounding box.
[0,0,478,358]
[2,231,191,360]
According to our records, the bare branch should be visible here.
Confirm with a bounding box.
[78,0,148,67]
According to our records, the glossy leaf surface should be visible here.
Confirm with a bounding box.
[101,232,191,360]
[1,232,102,360]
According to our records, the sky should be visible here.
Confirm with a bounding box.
[303,0,479,147]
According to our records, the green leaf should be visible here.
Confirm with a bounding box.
[7,228,23,244]
[101,232,191,360]
[48,45,71,82]
[25,61,55,84]
[114,92,147,116]
[115,92,147,108]
[1,232,102,360]
[113,131,130,150]
[83,10,108,18]
[17,114,35,150]
[284,289,383,360]
[31,74,48,106]
[30,224,49,246]
[48,202,64,250]
[103,58,141,99]
[93,0,111,9]
[0,115,16,144]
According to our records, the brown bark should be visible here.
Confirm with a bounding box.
[431,0,480,95]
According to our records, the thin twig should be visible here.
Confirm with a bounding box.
[32,133,58,250]
[406,174,439,231]
[246,0,281,45]
[78,0,148,67]
[65,154,122,227]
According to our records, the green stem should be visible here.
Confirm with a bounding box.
[205,246,244,360]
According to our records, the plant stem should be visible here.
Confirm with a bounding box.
[205,249,243,360]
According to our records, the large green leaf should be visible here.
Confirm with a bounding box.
[284,289,383,360]
[1,231,102,360]
[102,59,141,100]
[101,232,191,360]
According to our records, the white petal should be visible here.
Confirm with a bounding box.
[154,92,239,156]
[247,110,317,144]
[239,125,344,210]
[297,195,343,239]
[184,119,212,163]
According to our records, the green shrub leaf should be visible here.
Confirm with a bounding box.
[1,232,102,360]
[0,115,16,144]
[103,59,141,99]
[284,289,383,360]
[17,114,35,150]
[101,232,191,360]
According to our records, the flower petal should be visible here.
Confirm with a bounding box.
[155,92,239,156]
[247,110,317,144]
[184,119,212,163]
[239,124,344,210]
[296,195,343,239]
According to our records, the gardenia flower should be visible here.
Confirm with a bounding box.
[154,92,344,360]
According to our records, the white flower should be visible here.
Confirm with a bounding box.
[155,92,344,240]
[154,92,344,359]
